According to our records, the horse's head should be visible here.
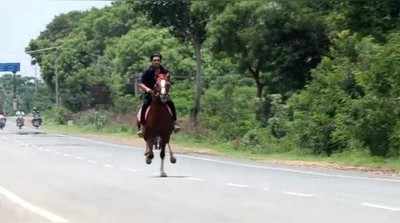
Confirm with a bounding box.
[154,73,171,103]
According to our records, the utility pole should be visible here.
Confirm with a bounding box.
[31,58,39,93]
[12,71,17,112]
[55,53,60,107]
[26,46,62,107]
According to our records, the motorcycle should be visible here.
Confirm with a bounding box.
[0,117,6,130]
[32,114,42,128]
[16,116,24,129]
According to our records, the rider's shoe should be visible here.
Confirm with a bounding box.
[173,122,181,133]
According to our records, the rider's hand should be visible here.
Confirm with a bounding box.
[146,89,153,95]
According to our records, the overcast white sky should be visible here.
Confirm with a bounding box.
[0,0,111,77]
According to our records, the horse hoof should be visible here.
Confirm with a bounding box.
[170,157,177,164]
[160,172,167,177]
[146,158,152,165]
[145,152,154,159]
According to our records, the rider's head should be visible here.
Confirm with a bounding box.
[150,53,162,68]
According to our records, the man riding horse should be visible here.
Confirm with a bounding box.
[137,53,180,137]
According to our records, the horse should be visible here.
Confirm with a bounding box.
[142,73,176,177]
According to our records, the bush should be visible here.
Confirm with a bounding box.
[44,107,71,125]
[77,110,110,130]
[201,84,257,140]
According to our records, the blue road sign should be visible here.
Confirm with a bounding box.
[0,63,20,73]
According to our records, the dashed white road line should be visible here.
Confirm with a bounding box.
[226,183,249,188]
[88,160,97,165]
[104,164,114,168]
[0,185,68,223]
[263,187,270,191]
[284,191,315,197]
[75,156,83,160]
[187,177,205,182]
[121,168,137,173]
[63,154,71,157]
[362,202,400,211]
[178,155,400,183]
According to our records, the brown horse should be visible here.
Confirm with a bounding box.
[143,73,176,177]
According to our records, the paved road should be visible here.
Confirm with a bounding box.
[0,118,400,223]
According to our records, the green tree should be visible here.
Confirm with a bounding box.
[209,0,329,98]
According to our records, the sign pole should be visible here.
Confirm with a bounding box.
[12,71,17,113]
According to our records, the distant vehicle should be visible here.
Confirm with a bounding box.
[32,113,42,128]
[16,111,25,130]
[0,115,6,130]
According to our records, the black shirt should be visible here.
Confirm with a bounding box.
[139,65,169,89]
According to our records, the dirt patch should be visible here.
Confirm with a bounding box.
[267,160,400,176]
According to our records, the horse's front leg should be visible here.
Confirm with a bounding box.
[145,141,154,165]
[160,143,167,177]
[167,143,176,164]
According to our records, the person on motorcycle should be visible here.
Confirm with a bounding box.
[32,107,41,118]
[0,112,6,129]
[16,110,25,118]
[16,110,25,128]
[136,53,180,137]
[31,107,42,127]
[0,112,6,121]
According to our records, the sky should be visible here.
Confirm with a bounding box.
[0,0,111,77]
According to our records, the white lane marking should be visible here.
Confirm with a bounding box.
[187,177,205,182]
[54,134,400,183]
[284,191,315,197]
[362,202,400,211]
[55,152,62,155]
[178,155,400,183]
[63,154,71,157]
[104,164,114,168]
[121,168,137,173]
[263,187,270,191]
[75,156,83,160]
[88,160,97,164]
[226,183,249,188]
[0,185,68,223]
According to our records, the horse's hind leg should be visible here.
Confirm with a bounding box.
[168,143,176,164]
[160,144,167,177]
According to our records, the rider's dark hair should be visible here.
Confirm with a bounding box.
[150,53,162,61]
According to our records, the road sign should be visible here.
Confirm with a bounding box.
[0,63,20,73]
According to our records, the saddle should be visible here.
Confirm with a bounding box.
[137,105,173,123]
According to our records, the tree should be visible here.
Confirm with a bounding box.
[0,74,50,114]
[209,0,329,98]
[341,0,400,40]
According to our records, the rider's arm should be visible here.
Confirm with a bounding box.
[138,83,152,93]
[138,71,153,93]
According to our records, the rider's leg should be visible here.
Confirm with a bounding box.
[137,94,152,137]
[166,100,177,121]
[166,100,180,132]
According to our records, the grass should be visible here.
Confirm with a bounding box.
[43,122,400,174]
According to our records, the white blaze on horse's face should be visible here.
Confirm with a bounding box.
[160,79,166,95]
[160,79,168,103]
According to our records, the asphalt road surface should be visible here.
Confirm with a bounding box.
[0,118,399,223]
